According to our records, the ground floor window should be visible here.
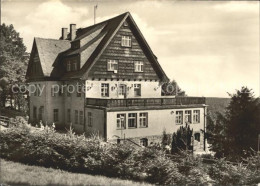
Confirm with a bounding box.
[38,106,44,121]
[128,113,137,128]
[67,109,71,123]
[75,110,79,124]
[117,114,126,129]
[53,109,59,122]
[139,113,148,127]
[194,133,200,142]
[175,111,183,125]
[193,110,200,123]
[185,110,192,124]
[88,112,93,127]
[33,106,37,120]
[140,138,148,147]
[79,111,83,125]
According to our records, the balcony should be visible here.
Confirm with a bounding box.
[85,97,206,108]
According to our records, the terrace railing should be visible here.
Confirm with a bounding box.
[86,97,206,108]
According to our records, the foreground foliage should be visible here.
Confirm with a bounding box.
[207,87,260,160]
[0,124,259,185]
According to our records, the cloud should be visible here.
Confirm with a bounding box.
[214,1,259,13]
[14,0,90,50]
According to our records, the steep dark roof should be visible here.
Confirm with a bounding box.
[28,12,169,81]
[34,38,70,76]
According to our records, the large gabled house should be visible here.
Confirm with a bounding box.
[26,12,207,151]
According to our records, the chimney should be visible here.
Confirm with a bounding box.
[70,24,76,41]
[61,28,68,40]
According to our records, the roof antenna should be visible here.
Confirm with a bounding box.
[94,4,98,25]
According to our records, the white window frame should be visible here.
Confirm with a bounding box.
[88,112,93,127]
[116,114,126,129]
[101,83,109,97]
[121,36,131,47]
[134,84,141,97]
[139,112,148,128]
[118,84,126,96]
[107,60,118,71]
[134,61,144,72]
[193,110,200,124]
[175,111,183,125]
[128,113,137,128]
[185,110,192,124]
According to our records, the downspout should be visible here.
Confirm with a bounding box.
[204,105,207,151]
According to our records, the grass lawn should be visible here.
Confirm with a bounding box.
[0,159,152,186]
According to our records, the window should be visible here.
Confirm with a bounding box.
[116,114,126,129]
[88,112,93,127]
[139,113,148,127]
[53,109,59,122]
[134,61,144,72]
[75,110,79,124]
[79,111,83,125]
[134,84,141,97]
[73,61,77,71]
[101,83,109,97]
[175,111,183,125]
[107,60,118,71]
[38,106,44,121]
[118,84,126,97]
[140,138,148,147]
[67,109,71,123]
[185,110,192,124]
[67,61,71,71]
[128,113,137,128]
[33,106,37,120]
[194,133,200,142]
[121,36,131,47]
[193,110,200,123]
[77,84,82,97]
[123,21,128,27]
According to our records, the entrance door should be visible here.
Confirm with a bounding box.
[118,84,127,98]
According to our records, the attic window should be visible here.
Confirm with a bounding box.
[121,36,131,47]
[123,21,128,27]
[134,61,144,72]
[67,61,71,71]
[107,60,118,71]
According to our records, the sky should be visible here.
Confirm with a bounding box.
[2,0,259,97]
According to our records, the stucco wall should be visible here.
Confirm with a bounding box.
[29,81,64,126]
[85,80,163,99]
[106,107,206,148]
[85,107,105,138]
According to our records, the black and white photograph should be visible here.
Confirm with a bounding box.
[0,0,259,185]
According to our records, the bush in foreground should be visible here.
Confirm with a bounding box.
[1,124,259,185]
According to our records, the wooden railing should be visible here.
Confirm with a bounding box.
[86,97,206,108]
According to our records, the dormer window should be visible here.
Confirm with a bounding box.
[134,61,144,72]
[107,60,118,71]
[121,36,131,47]
[67,61,71,71]
[73,62,77,71]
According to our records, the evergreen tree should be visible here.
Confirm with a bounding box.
[207,87,260,159]
[171,124,193,153]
